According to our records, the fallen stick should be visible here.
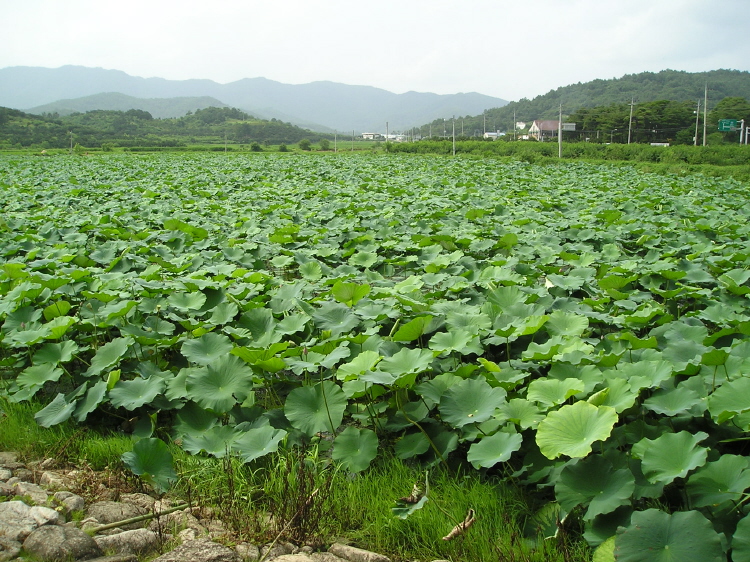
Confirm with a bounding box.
[88,502,191,534]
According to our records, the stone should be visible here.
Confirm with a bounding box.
[0,452,19,468]
[0,537,22,562]
[39,470,77,490]
[86,501,147,530]
[54,490,86,514]
[23,524,103,561]
[234,542,260,561]
[260,543,294,559]
[86,556,139,562]
[310,554,348,562]
[29,505,64,526]
[119,493,157,511]
[149,509,205,535]
[0,469,12,481]
[151,538,242,562]
[0,481,13,497]
[12,481,49,505]
[273,556,313,562]
[328,543,391,562]
[178,528,199,542]
[94,528,160,556]
[12,468,35,482]
[0,501,37,542]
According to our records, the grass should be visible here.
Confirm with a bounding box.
[0,397,589,561]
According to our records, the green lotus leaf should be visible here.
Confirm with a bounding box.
[182,425,239,457]
[643,386,704,417]
[379,347,434,377]
[332,281,371,306]
[394,432,431,459]
[42,300,72,321]
[34,393,76,427]
[109,376,167,410]
[527,378,585,407]
[592,536,615,562]
[32,340,79,365]
[84,337,133,377]
[392,495,429,520]
[181,332,233,365]
[167,291,207,312]
[122,437,177,494]
[536,401,618,459]
[74,380,108,422]
[614,509,723,562]
[337,351,382,380]
[275,313,310,335]
[708,377,750,423]
[349,251,378,269]
[232,425,287,463]
[615,360,673,392]
[311,301,360,336]
[545,310,589,337]
[393,315,436,342]
[632,431,708,485]
[428,328,476,355]
[467,431,523,468]
[284,381,347,436]
[439,377,507,428]
[731,513,750,562]
[497,398,545,429]
[174,401,218,437]
[45,316,77,339]
[332,427,378,472]
[555,455,635,521]
[414,372,462,406]
[685,454,750,509]
[208,302,239,325]
[185,355,254,414]
[16,364,63,394]
[299,260,323,281]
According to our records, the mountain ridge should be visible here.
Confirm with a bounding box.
[0,65,507,132]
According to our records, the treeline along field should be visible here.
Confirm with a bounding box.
[1,153,750,560]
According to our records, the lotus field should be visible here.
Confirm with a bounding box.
[2,153,750,559]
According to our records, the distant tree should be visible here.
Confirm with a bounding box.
[250,141,262,152]
[279,143,288,152]
[319,138,330,151]
[298,138,311,151]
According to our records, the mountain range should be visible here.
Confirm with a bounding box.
[0,65,508,133]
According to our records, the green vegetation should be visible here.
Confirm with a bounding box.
[0,106,333,149]
[2,153,750,561]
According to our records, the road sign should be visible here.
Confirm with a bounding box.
[562,123,576,131]
[718,119,738,132]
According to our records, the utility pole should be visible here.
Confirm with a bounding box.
[694,100,701,146]
[703,83,708,146]
[627,98,635,144]
[68,131,73,154]
[334,130,337,153]
[558,103,563,158]
[352,130,354,152]
[483,112,486,135]
[513,109,516,141]
[386,122,389,153]
[452,116,456,156]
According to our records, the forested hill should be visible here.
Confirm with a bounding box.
[423,69,750,135]
[0,106,330,149]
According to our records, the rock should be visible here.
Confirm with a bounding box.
[29,505,64,527]
[178,528,199,542]
[260,542,294,559]
[328,543,391,562]
[12,468,36,482]
[0,452,20,468]
[151,538,242,562]
[54,490,86,514]
[23,524,104,561]
[149,509,205,535]
[0,481,13,497]
[86,556,139,562]
[40,470,77,490]
[0,501,37,542]
[235,542,260,561]
[94,528,160,556]
[273,556,313,562]
[86,501,147,530]
[0,469,12,481]
[12,481,49,504]
[119,493,157,511]
[310,554,348,562]
[0,537,22,562]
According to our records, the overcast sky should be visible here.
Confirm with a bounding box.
[2,0,748,101]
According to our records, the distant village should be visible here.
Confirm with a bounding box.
[360,120,573,142]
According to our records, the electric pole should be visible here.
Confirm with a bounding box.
[627,98,635,144]
[703,83,708,146]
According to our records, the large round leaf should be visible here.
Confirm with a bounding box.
[109,376,166,410]
[121,437,177,494]
[182,425,239,458]
[467,431,523,468]
[632,431,708,485]
[34,393,75,427]
[439,377,506,428]
[394,432,431,459]
[685,454,750,509]
[527,378,585,407]
[181,332,233,365]
[536,401,618,459]
[284,381,347,436]
[731,513,750,562]
[185,355,254,414]
[614,509,723,562]
[84,337,133,377]
[555,455,635,521]
[332,427,378,472]
[232,425,287,463]
[74,380,108,422]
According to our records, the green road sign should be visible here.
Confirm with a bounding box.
[718,119,738,132]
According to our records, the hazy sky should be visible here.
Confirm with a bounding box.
[2,0,748,101]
